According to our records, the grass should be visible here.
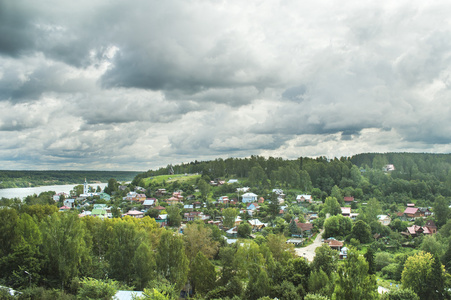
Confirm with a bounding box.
[376,277,400,290]
[142,174,200,186]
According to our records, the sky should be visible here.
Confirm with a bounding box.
[1,0,451,171]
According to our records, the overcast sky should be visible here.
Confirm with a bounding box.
[1,0,451,171]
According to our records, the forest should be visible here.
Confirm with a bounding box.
[0,171,140,189]
[0,152,451,299]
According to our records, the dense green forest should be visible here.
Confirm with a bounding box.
[1,152,451,299]
[0,171,140,189]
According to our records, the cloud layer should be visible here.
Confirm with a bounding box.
[1,0,451,170]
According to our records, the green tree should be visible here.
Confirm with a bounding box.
[332,247,378,300]
[40,212,89,288]
[401,251,446,299]
[323,197,341,216]
[191,252,216,296]
[132,242,156,290]
[106,219,142,285]
[305,294,330,300]
[166,205,182,227]
[77,277,118,300]
[350,220,373,244]
[311,244,339,276]
[380,288,419,300]
[364,248,376,275]
[267,192,281,221]
[237,223,252,238]
[183,222,219,262]
[433,195,450,228]
[197,179,210,200]
[249,165,267,187]
[330,186,343,205]
[245,264,270,300]
[156,230,189,290]
[223,208,239,229]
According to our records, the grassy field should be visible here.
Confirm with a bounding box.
[142,174,201,186]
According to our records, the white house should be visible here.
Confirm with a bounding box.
[296,194,313,203]
[241,192,258,203]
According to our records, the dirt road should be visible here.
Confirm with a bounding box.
[294,230,324,262]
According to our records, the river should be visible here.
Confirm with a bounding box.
[0,183,108,199]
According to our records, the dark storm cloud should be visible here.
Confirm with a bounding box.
[2,0,451,170]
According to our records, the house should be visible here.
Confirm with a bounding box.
[236,187,250,193]
[183,204,194,211]
[325,238,343,250]
[248,219,266,231]
[123,210,144,218]
[172,191,184,201]
[228,179,239,184]
[143,198,156,209]
[242,192,258,203]
[344,197,354,203]
[297,222,313,236]
[258,197,265,204]
[384,164,395,172]
[403,220,437,237]
[92,208,110,218]
[425,220,437,234]
[155,214,168,227]
[155,189,167,197]
[296,194,313,203]
[234,216,243,226]
[226,226,238,237]
[339,247,348,259]
[64,199,75,208]
[184,211,202,221]
[341,207,351,217]
[246,203,260,211]
[53,192,69,201]
[377,215,391,226]
[218,196,230,204]
[404,207,420,218]
[418,207,432,217]
[115,290,144,300]
[166,196,181,205]
[59,205,71,211]
[78,211,91,217]
[286,238,304,245]
[154,205,166,213]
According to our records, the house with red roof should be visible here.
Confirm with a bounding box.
[402,220,437,237]
[123,210,144,218]
[403,207,420,218]
[344,196,354,203]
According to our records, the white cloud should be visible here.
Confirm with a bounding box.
[1,0,451,170]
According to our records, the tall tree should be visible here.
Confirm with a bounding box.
[222,208,239,229]
[166,205,182,227]
[351,220,373,244]
[332,247,378,300]
[433,195,450,228]
[191,252,216,296]
[156,230,189,290]
[40,212,89,288]
[183,222,219,262]
[401,251,445,299]
[323,197,341,216]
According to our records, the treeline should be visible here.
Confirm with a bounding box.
[134,153,451,203]
[0,171,140,189]
[0,204,323,300]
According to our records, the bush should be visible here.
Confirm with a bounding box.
[381,263,398,280]
[375,252,393,271]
